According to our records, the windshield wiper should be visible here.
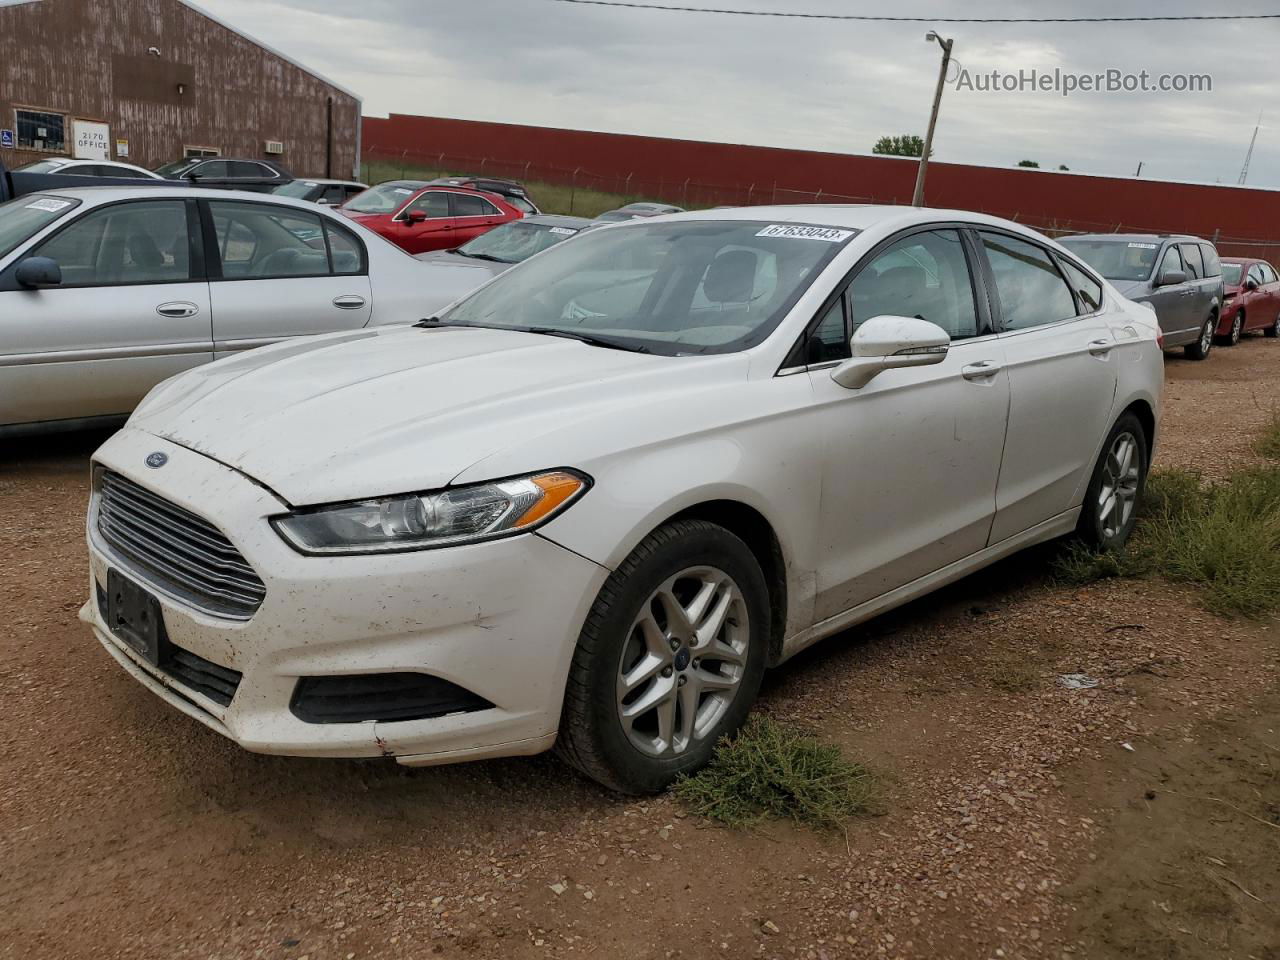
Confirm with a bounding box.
[520,327,651,354]
[413,316,478,328]
[454,251,512,264]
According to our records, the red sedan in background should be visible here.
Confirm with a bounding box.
[1218,257,1280,343]
[338,182,525,255]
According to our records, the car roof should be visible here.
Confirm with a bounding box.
[19,185,343,210]
[1063,232,1204,243]
[521,214,594,228]
[289,178,366,187]
[376,180,431,189]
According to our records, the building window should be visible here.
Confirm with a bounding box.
[16,109,67,152]
[184,145,220,158]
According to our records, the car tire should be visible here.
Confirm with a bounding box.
[1266,313,1280,339]
[556,519,769,794]
[1223,309,1245,346]
[1076,412,1149,553]
[1184,315,1216,360]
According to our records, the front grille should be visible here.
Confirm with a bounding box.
[96,470,266,619]
[166,647,243,706]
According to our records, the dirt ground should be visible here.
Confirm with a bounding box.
[3,337,1278,960]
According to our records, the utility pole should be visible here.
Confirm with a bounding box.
[912,30,954,208]
[1134,161,1144,177]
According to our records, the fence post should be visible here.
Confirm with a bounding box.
[524,160,531,183]
[570,167,581,214]
[772,181,777,203]
[625,172,633,197]
[682,178,690,208]
[747,183,754,206]
[815,187,823,202]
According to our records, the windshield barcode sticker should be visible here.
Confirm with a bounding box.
[1127,242,1158,249]
[394,188,413,195]
[26,197,72,213]
[757,224,854,243]
[548,227,579,236]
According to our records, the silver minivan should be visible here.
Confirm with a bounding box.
[1058,233,1224,360]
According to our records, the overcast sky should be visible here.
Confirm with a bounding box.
[199,0,1280,188]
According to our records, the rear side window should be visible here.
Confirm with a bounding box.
[979,232,1076,330]
[453,194,500,217]
[1180,243,1204,279]
[1058,259,1104,313]
[33,199,192,286]
[1200,243,1222,277]
[209,200,346,279]
[324,220,365,275]
[1261,263,1279,284]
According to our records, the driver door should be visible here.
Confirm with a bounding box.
[0,197,212,429]
[806,228,1010,620]
[204,199,372,356]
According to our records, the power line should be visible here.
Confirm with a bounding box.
[543,0,1280,23]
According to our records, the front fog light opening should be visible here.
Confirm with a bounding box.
[289,672,495,724]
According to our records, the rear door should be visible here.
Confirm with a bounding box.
[1259,262,1280,330]
[0,197,212,428]
[1179,242,1216,333]
[977,230,1120,543]
[1148,243,1196,342]
[203,198,372,356]
[450,192,508,246]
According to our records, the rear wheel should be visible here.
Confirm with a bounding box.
[1184,315,1216,360]
[1077,413,1149,552]
[1266,312,1280,339]
[557,519,769,794]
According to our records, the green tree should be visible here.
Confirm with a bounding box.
[1017,160,1041,168]
[873,135,926,158]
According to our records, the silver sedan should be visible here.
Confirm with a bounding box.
[0,186,431,437]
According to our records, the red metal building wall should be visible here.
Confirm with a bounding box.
[364,113,1280,260]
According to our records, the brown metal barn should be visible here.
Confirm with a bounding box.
[0,0,361,177]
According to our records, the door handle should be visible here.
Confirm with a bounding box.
[1087,338,1116,356]
[332,295,367,310]
[961,360,1003,381]
[156,301,199,318]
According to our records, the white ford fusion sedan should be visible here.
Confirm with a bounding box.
[82,205,1163,793]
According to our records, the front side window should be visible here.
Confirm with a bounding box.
[1058,238,1160,282]
[1158,245,1184,279]
[15,109,66,152]
[0,195,82,260]
[401,192,451,220]
[33,200,191,285]
[1180,243,1205,280]
[849,229,979,339]
[193,161,230,179]
[440,220,855,356]
[1058,259,1104,314]
[209,201,332,279]
[155,158,202,177]
[980,232,1077,331]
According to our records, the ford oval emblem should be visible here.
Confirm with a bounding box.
[145,451,168,469]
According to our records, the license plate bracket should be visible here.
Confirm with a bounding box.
[106,569,169,667]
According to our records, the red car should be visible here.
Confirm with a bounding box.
[338,181,525,255]
[1217,257,1280,343]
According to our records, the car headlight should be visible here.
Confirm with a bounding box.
[272,470,590,555]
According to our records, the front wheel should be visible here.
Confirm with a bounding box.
[1222,309,1245,346]
[557,519,769,794]
[1077,413,1149,552]
[1184,315,1216,360]
[1266,312,1280,339]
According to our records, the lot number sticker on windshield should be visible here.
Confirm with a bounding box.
[26,198,72,213]
[1127,242,1158,249]
[548,227,579,236]
[394,188,413,195]
[757,224,854,243]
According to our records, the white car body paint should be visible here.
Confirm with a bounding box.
[83,205,1164,767]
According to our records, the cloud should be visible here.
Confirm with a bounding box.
[198,0,1280,187]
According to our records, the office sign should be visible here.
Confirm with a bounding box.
[72,120,110,160]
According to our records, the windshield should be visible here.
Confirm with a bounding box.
[154,158,201,177]
[1222,263,1243,286]
[0,195,82,260]
[1058,238,1159,282]
[456,220,583,263]
[343,183,418,214]
[439,219,856,356]
[506,195,537,215]
[273,180,320,199]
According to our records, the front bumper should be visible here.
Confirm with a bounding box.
[82,428,609,766]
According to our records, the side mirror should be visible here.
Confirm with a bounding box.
[15,256,62,289]
[1245,278,1259,291]
[405,209,428,225]
[831,315,950,390]
[1156,269,1186,287]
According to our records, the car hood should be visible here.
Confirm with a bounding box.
[128,326,682,505]
[1109,279,1151,300]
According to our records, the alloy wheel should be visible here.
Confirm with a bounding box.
[1232,311,1244,344]
[1097,431,1141,540]
[615,566,749,758]
[1200,318,1215,353]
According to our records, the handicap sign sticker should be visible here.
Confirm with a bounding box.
[0,129,14,149]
